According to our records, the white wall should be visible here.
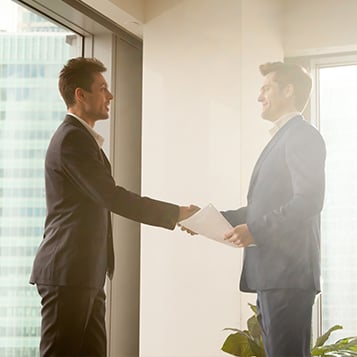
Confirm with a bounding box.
[284,0,357,56]
[81,0,144,38]
[140,0,283,356]
[109,0,144,21]
[141,1,242,356]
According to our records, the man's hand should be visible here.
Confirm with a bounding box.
[178,205,200,222]
[224,224,255,247]
[179,225,197,235]
[177,205,200,235]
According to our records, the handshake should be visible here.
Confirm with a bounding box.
[177,204,255,248]
[178,204,201,223]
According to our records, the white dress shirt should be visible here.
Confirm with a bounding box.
[269,111,301,137]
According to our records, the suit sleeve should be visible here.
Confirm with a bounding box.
[247,125,326,245]
[221,207,247,226]
[60,128,179,230]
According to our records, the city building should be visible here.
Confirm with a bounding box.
[0,2,79,354]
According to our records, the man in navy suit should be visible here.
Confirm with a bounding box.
[223,62,326,357]
[30,57,197,356]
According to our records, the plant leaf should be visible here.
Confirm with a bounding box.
[324,351,357,356]
[334,336,357,350]
[221,332,254,357]
[248,338,266,357]
[247,315,261,340]
[248,303,258,315]
[313,325,343,349]
[312,337,357,356]
[223,328,245,333]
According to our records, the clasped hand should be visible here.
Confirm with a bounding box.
[224,224,255,247]
[178,205,200,222]
[178,205,200,235]
[178,207,255,247]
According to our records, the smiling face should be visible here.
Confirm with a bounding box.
[78,72,113,126]
[257,71,295,122]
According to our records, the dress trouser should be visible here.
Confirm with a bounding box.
[37,284,107,357]
[256,289,316,357]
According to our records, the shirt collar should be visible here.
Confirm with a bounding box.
[269,111,301,137]
[67,113,104,148]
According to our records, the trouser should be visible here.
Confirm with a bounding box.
[37,284,106,357]
[256,289,316,357]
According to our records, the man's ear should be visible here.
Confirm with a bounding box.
[284,83,294,99]
[74,87,85,103]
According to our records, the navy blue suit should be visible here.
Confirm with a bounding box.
[223,116,326,357]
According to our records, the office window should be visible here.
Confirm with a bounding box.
[317,60,357,340]
[0,0,82,355]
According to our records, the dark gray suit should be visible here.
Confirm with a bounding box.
[223,115,326,357]
[31,115,179,289]
[30,115,179,356]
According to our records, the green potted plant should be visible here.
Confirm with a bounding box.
[221,303,357,357]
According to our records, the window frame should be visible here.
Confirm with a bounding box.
[310,52,357,339]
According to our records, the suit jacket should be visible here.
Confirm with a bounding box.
[30,115,179,289]
[223,116,326,293]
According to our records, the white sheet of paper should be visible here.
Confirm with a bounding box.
[179,203,238,248]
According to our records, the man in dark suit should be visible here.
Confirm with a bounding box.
[30,57,197,357]
[223,62,326,357]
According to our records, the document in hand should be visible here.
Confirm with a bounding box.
[179,203,238,248]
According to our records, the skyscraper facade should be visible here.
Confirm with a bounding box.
[0,1,81,355]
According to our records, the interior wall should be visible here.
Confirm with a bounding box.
[81,0,144,38]
[140,0,283,356]
[109,0,144,21]
[284,0,357,56]
[140,1,242,356]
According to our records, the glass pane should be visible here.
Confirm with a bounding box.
[0,1,82,355]
[319,64,357,340]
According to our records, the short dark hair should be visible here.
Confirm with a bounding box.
[259,61,312,111]
[58,57,107,108]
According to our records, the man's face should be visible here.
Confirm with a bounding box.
[257,72,290,122]
[81,72,113,122]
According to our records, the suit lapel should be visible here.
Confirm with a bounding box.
[64,115,99,147]
[100,149,112,172]
[64,115,111,172]
[247,116,301,197]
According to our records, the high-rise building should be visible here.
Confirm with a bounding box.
[0,1,80,355]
